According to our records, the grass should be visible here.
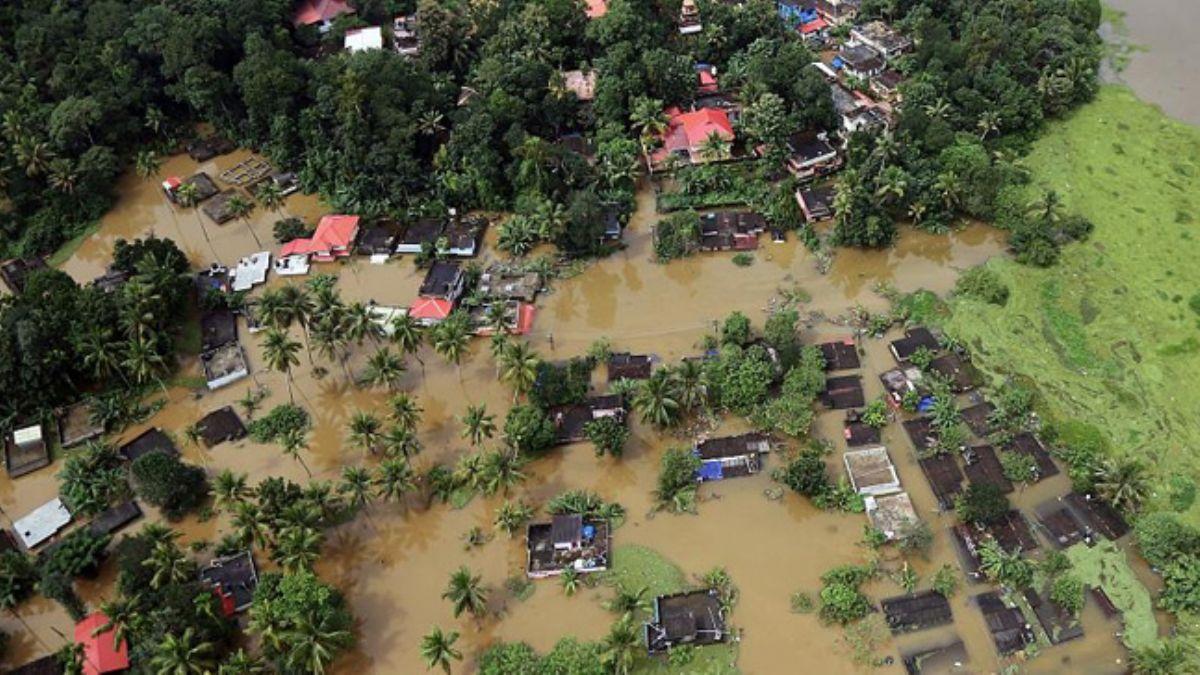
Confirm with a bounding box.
[47,219,103,267]
[1065,540,1158,650]
[945,86,1200,521]
[604,545,740,675]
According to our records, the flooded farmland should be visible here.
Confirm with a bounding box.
[0,148,1157,675]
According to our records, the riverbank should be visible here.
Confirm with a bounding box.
[946,85,1200,518]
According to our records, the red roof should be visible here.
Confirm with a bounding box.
[800,18,829,34]
[697,68,718,94]
[585,0,608,18]
[293,0,355,27]
[280,214,360,258]
[409,297,453,322]
[653,107,735,163]
[75,613,130,675]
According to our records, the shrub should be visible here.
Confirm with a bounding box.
[653,210,700,261]
[1051,573,1085,615]
[818,565,874,625]
[0,551,39,608]
[546,490,624,522]
[530,358,592,409]
[1160,555,1200,614]
[955,483,1010,525]
[57,442,129,517]
[583,417,629,458]
[955,266,1010,305]
[40,529,110,578]
[778,449,830,497]
[131,452,209,520]
[999,450,1037,484]
[731,252,754,267]
[273,217,312,243]
[248,404,310,443]
[708,344,775,415]
[1135,513,1200,570]
[655,448,701,512]
[861,399,889,428]
[504,404,557,456]
[931,565,959,597]
[720,311,752,346]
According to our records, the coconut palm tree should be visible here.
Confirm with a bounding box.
[1094,458,1150,514]
[211,470,251,513]
[279,427,312,478]
[442,566,488,618]
[339,466,374,513]
[420,627,461,674]
[698,131,730,162]
[150,627,216,674]
[934,171,962,211]
[1026,190,1064,225]
[226,193,262,248]
[390,313,426,371]
[311,313,351,379]
[232,502,271,551]
[493,500,534,537]
[278,284,316,359]
[284,612,353,674]
[375,457,417,506]
[978,539,1034,589]
[633,370,681,427]
[629,96,667,172]
[673,360,708,412]
[347,411,383,456]
[381,424,421,459]
[143,541,192,590]
[479,449,526,496]
[605,586,650,620]
[388,393,423,434]
[460,404,496,446]
[47,158,78,195]
[431,314,470,377]
[363,347,406,390]
[344,301,382,346]
[560,567,581,596]
[76,326,130,388]
[15,137,53,177]
[977,110,1001,140]
[173,181,218,261]
[96,595,142,647]
[122,335,167,390]
[497,340,539,401]
[218,649,266,674]
[262,328,302,403]
[135,150,161,179]
[274,526,323,573]
[602,617,640,675]
[257,181,286,215]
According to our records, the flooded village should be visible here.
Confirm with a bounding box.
[0,0,1193,674]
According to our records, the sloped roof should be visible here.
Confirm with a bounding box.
[585,0,608,19]
[280,215,360,257]
[409,297,453,321]
[75,613,130,675]
[293,0,355,27]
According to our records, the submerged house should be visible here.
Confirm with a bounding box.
[645,589,727,653]
[196,407,248,448]
[393,15,420,56]
[75,612,130,675]
[118,428,179,463]
[889,327,940,363]
[526,515,611,578]
[549,395,627,445]
[881,590,953,635]
[818,338,860,371]
[607,352,653,381]
[478,266,542,302]
[355,219,403,259]
[200,551,259,616]
[442,213,487,257]
[821,375,865,409]
[0,257,47,295]
[783,133,841,180]
[843,446,901,496]
[200,310,249,390]
[14,497,71,549]
[161,172,218,204]
[865,491,919,540]
[976,591,1035,656]
[695,432,770,481]
[902,640,969,674]
[836,44,885,80]
[58,401,104,448]
[796,184,837,222]
[396,218,444,254]
[697,211,767,252]
[279,214,360,264]
[652,107,735,167]
[5,423,50,478]
[418,261,468,303]
[843,410,882,447]
[86,501,142,539]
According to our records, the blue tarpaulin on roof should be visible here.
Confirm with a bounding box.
[831,57,845,70]
[698,461,723,481]
[917,396,936,413]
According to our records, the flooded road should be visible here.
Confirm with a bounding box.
[0,150,1146,674]
[1103,0,1200,125]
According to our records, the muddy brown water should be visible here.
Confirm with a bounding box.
[0,153,1151,673]
[1102,0,1200,126]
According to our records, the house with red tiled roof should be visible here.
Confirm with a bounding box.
[279,215,360,263]
[293,0,355,32]
[695,64,719,95]
[585,0,608,19]
[409,297,454,326]
[75,613,129,675]
[651,107,735,166]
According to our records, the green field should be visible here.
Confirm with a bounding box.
[1066,540,1159,649]
[946,86,1200,518]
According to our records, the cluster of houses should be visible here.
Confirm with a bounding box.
[290,0,421,55]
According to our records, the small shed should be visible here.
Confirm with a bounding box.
[1007,433,1059,479]
[901,640,968,674]
[818,338,860,371]
[843,446,900,496]
[162,172,218,204]
[975,591,1034,656]
[59,401,104,448]
[75,612,130,675]
[1023,588,1084,645]
[986,510,1039,553]
[821,375,865,409]
[881,590,953,634]
[1035,499,1091,549]
[86,501,143,538]
[196,407,248,447]
[118,428,179,463]
[6,423,50,477]
[201,189,242,224]
[1064,492,1129,540]
[960,402,995,438]
[14,497,72,549]
[928,353,981,392]
[865,492,918,541]
[963,445,1013,494]
[889,327,939,363]
[695,432,769,480]
[607,352,654,381]
[202,343,250,390]
[918,453,964,511]
[645,589,727,653]
[200,550,259,615]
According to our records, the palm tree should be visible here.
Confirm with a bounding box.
[605,586,650,620]
[143,541,191,589]
[135,150,161,179]
[633,370,681,427]
[923,97,951,120]
[1094,458,1150,514]
[978,539,1034,589]
[76,326,130,388]
[479,449,526,496]
[232,502,271,550]
[218,649,266,674]
[211,470,251,513]
[280,427,313,478]
[977,110,1001,140]
[48,158,78,195]
[375,457,417,505]
[96,595,141,647]
[226,193,262,248]
[390,313,426,371]
[275,527,323,573]
[262,328,302,403]
[698,131,730,162]
[442,566,488,618]
[933,171,963,211]
[347,411,383,456]
[417,110,446,137]
[460,404,496,446]
[381,424,421,459]
[173,181,218,261]
[497,340,539,401]
[874,168,909,205]
[311,313,350,379]
[255,288,289,330]
[122,335,167,390]
[420,627,461,674]
[283,612,353,674]
[431,314,470,376]
[673,360,708,412]
[257,181,286,215]
[339,466,374,513]
[150,627,216,674]
[344,301,383,346]
[560,567,581,596]
[602,617,640,675]
[388,393,423,434]
[493,500,534,537]
[363,347,406,390]
[278,284,316,359]
[15,137,53,177]
[1026,190,1064,225]
[629,96,667,171]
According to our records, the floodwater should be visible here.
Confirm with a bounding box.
[0,149,1153,675]
[1102,0,1200,125]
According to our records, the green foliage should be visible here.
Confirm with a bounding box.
[248,404,311,444]
[40,529,110,579]
[653,211,700,261]
[1051,573,1085,615]
[0,551,39,609]
[754,350,824,438]
[720,311,752,347]
[955,266,1010,305]
[1159,555,1200,614]
[778,449,830,497]
[504,404,557,456]
[248,570,354,672]
[978,539,1035,589]
[818,565,874,625]
[861,399,889,429]
[530,358,592,409]
[790,591,815,613]
[655,448,701,513]
[479,638,606,675]
[731,252,754,267]
[547,490,624,522]
[706,344,776,416]
[130,452,209,520]
[955,483,1010,525]
[273,217,312,244]
[999,450,1038,484]
[584,417,629,458]
[931,565,959,598]
[1135,512,1200,570]
[58,441,129,517]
